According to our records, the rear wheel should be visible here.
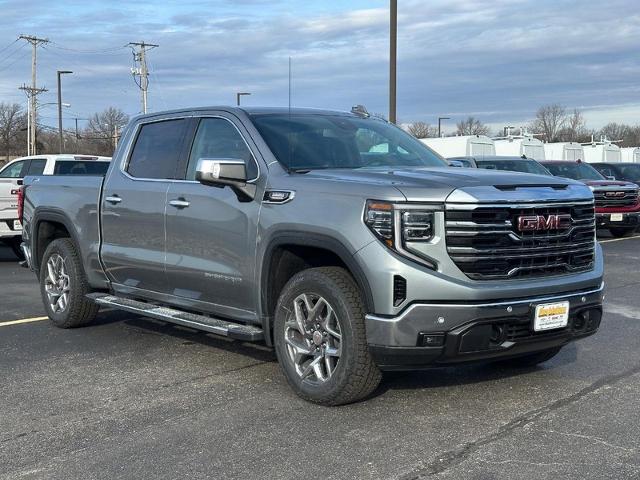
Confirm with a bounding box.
[39,238,99,328]
[274,267,381,405]
[496,346,562,368]
[609,227,636,238]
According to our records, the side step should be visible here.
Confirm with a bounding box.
[86,293,263,342]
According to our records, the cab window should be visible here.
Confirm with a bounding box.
[26,159,46,175]
[127,119,188,179]
[186,118,256,181]
[0,160,26,178]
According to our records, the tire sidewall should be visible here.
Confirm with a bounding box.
[39,239,78,326]
[274,270,359,402]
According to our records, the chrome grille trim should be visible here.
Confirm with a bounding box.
[445,201,596,280]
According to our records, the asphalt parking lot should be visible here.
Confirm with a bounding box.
[1,234,640,480]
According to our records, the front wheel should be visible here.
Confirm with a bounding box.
[39,238,99,328]
[609,227,636,238]
[274,267,381,406]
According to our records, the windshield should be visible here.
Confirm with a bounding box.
[617,164,640,180]
[543,162,605,181]
[476,159,551,176]
[250,114,446,170]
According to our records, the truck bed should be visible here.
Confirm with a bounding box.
[22,175,108,287]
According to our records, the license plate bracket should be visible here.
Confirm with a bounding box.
[13,220,22,230]
[533,301,569,332]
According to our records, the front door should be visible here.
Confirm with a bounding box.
[101,117,190,294]
[165,115,263,320]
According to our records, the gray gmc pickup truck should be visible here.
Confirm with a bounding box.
[20,107,604,405]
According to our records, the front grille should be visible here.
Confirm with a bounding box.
[593,188,638,207]
[445,202,595,280]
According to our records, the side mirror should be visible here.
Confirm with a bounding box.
[195,158,256,201]
[606,175,616,180]
[448,160,464,168]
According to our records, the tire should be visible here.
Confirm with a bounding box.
[609,227,636,238]
[274,267,382,406]
[39,238,99,328]
[497,346,562,368]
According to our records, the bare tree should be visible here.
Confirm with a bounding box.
[0,102,27,162]
[86,107,130,155]
[532,104,567,142]
[407,121,436,138]
[598,123,629,145]
[456,117,490,136]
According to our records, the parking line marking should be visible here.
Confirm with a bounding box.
[0,316,49,327]
[600,235,640,244]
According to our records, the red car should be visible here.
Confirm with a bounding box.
[541,160,640,238]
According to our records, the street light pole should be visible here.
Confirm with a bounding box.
[438,116,450,138]
[57,70,73,153]
[389,0,397,124]
[236,92,251,106]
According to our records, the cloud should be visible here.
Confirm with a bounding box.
[0,0,638,133]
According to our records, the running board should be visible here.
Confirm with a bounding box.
[86,293,263,342]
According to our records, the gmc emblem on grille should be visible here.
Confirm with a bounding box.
[604,191,625,198]
[517,214,572,231]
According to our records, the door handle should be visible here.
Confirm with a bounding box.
[169,199,190,209]
[105,195,122,204]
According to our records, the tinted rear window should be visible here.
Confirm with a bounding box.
[476,159,551,175]
[53,161,110,176]
[127,119,188,179]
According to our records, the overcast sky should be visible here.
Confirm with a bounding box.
[1,0,638,133]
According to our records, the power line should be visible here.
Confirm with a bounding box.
[0,38,19,56]
[48,41,127,55]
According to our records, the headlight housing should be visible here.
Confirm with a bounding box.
[364,200,438,268]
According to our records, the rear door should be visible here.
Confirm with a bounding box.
[101,116,191,295]
[164,114,263,319]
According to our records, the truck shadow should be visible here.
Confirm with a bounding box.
[119,315,277,363]
[376,343,578,395]
[0,245,19,262]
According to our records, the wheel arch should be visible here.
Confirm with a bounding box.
[31,209,80,274]
[259,232,374,346]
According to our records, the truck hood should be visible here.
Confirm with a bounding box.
[298,167,591,203]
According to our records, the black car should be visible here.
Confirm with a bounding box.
[448,155,552,175]
[591,163,640,185]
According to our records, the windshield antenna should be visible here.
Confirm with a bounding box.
[288,56,292,115]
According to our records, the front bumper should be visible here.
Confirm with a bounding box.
[366,283,603,369]
[596,212,640,229]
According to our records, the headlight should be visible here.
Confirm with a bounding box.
[364,200,437,267]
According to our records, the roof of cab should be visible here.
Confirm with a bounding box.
[131,106,362,122]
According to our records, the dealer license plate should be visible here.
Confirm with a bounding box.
[13,220,21,230]
[610,213,624,222]
[534,301,569,332]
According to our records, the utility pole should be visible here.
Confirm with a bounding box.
[19,85,47,154]
[389,0,397,124]
[129,41,158,114]
[438,117,450,138]
[57,70,72,153]
[19,35,49,155]
[236,92,251,106]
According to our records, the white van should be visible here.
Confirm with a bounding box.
[581,140,621,163]
[494,135,546,160]
[543,142,584,161]
[420,135,495,158]
[620,147,640,163]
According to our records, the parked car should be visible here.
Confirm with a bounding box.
[20,107,603,405]
[541,160,640,237]
[0,155,110,258]
[591,163,640,186]
[448,155,552,175]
